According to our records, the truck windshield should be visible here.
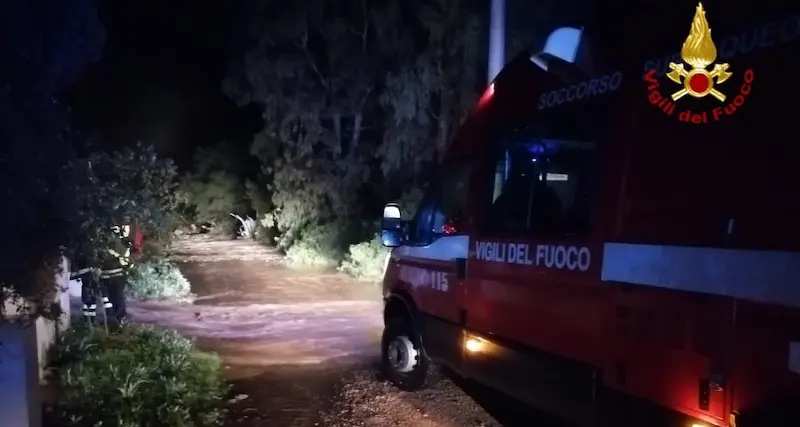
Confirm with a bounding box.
[408,161,471,245]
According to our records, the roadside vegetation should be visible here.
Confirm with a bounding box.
[127,259,194,301]
[0,0,513,425]
[0,0,555,315]
[0,0,520,425]
[51,323,227,427]
[169,0,490,280]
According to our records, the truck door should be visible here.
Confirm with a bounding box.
[462,126,606,426]
[390,158,472,371]
[458,44,617,424]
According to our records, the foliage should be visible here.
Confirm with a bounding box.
[339,235,389,281]
[338,188,419,280]
[179,143,250,227]
[0,0,105,318]
[230,213,257,239]
[284,238,340,270]
[376,0,483,182]
[127,259,194,301]
[53,323,227,427]
[284,220,362,270]
[224,0,484,267]
[70,143,180,267]
[245,177,272,216]
[247,179,276,243]
[181,170,246,227]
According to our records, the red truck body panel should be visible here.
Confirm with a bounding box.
[383,1,800,425]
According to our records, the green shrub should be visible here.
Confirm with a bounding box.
[53,323,228,427]
[284,223,345,269]
[339,235,389,282]
[180,141,252,227]
[127,259,193,301]
[333,188,420,281]
[255,213,277,245]
[284,220,362,270]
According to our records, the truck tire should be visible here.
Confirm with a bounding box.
[381,319,440,391]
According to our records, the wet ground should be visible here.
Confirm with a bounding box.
[129,236,560,427]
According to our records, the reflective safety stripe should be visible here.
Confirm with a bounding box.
[101,272,124,279]
[104,302,113,308]
[102,297,110,302]
[120,247,131,266]
[100,268,124,279]
[83,303,96,315]
[601,243,800,309]
[107,247,131,266]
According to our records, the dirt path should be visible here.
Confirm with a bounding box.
[129,236,553,427]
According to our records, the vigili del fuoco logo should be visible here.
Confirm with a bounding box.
[644,3,754,123]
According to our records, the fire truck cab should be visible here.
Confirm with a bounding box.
[378,1,800,426]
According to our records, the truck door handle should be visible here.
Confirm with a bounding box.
[455,258,467,279]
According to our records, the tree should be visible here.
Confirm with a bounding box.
[0,0,105,318]
[377,0,483,187]
[224,0,484,262]
[179,142,250,226]
[71,143,179,265]
[224,0,387,247]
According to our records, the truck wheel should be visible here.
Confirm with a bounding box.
[381,319,439,391]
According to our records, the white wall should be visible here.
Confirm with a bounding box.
[0,257,72,427]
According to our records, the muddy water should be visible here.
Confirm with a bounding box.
[130,238,560,427]
[129,238,383,426]
[181,260,380,306]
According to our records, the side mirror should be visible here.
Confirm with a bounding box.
[380,203,404,248]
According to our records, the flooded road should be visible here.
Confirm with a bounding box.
[128,237,556,427]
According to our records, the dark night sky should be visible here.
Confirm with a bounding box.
[66,0,261,165]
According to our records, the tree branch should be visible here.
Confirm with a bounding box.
[297,16,330,93]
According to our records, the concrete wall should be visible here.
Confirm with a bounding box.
[0,257,72,427]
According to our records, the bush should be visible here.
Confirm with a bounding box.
[334,188,419,281]
[72,143,180,271]
[255,213,277,245]
[180,170,248,225]
[127,259,193,301]
[284,223,345,269]
[339,235,389,282]
[284,220,362,270]
[53,323,228,427]
[178,142,250,228]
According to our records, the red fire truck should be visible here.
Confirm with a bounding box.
[378,1,800,426]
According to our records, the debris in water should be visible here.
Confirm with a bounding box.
[229,393,249,403]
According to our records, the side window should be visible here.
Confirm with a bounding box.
[486,137,596,235]
[408,162,471,245]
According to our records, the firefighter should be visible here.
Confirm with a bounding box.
[100,224,133,323]
[69,253,107,322]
